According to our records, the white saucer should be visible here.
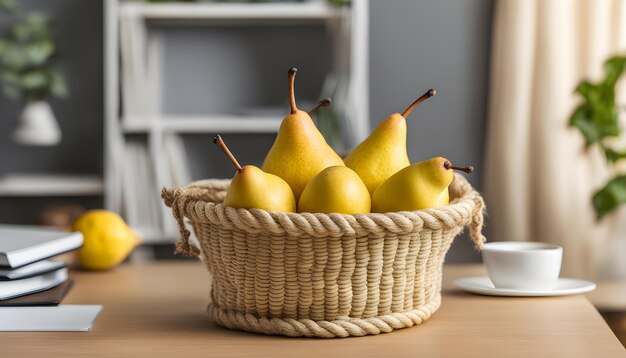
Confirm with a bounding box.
[454,276,596,297]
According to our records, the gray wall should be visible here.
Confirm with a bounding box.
[157,24,332,115]
[370,0,493,262]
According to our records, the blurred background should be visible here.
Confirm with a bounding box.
[0,0,492,261]
[1,0,626,338]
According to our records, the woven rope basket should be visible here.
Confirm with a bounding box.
[162,173,485,338]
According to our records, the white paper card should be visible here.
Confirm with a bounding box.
[0,305,102,332]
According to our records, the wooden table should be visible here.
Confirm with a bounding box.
[1,262,624,357]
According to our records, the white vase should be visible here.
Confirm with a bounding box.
[12,101,62,146]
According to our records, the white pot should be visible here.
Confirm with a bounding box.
[12,101,62,146]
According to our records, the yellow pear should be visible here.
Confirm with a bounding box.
[298,166,371,214]
[344,89,436,195]
[262,68,344,200]
[214,135,296,212]
[371,157,473,213]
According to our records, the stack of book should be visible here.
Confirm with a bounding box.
[0,225,83,306]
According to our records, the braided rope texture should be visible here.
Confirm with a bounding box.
[162,173,486,338]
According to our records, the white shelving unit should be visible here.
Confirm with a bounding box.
[121,115,282,134]
[0,174,104,197]
[104,0,369,243]
[121,1,342,21]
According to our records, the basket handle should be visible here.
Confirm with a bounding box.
[161,187,201,257]
[449,173,486,249]
[468,190,487,249]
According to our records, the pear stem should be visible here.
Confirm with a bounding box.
[308,97,332,115]
[451,165,474,174]
[401,88,436,118]
[213,135,243,172]
[288,68,298,114]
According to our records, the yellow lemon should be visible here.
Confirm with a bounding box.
[72,210,139,270]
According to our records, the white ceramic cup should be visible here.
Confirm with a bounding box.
[482,242,563,291]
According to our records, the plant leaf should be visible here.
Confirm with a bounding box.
[570,105,601,145]
[569,104,620,145]
[10,13,49,42]
[20,70,47,89]
[0,0,18,12]
[0,70,19,84]
[593,175,626,219]
[0,70,20,99]
[49,67,68,98]
[571,55,626,218]
[0,43,30,70]
[604,56,626,86]
[328,0,350,6]
[570,56,626,147]
[604,147,626,163]
[25,40,55,66]
[0,6,64,101]
[575,81,600,103]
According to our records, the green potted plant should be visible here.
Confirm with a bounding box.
[570,55,626,277]
[0,0,67,145]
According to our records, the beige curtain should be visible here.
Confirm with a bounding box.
[484,0,626,278]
